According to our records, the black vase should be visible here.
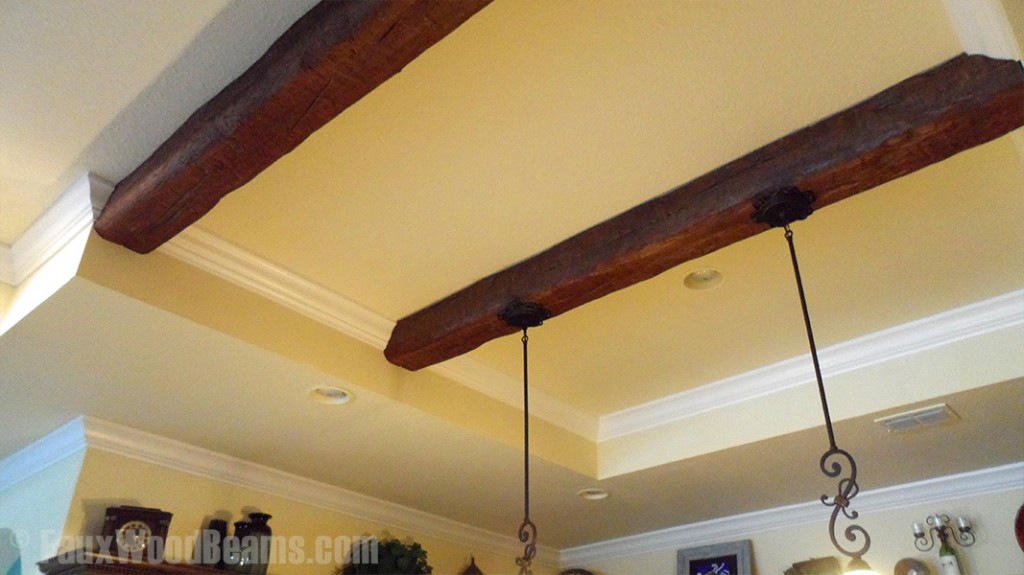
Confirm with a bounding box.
[204,519,228,568]
[224,521,251,572]
[247,513,272,575]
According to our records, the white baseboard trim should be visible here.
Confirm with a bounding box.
[559,461,1024,565]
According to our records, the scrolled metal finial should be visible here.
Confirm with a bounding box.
[516,519,537,575]
[820,447,870,560]
[752,187,816,228]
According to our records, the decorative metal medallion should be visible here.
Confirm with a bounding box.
[752,186,816,228]
[499,300,551,329]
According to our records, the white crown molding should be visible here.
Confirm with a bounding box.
[6,417,1020,567]
[0,173,113,287]
[942,0,1021,60]
[80,417,558,564]
[0,417,87,492]
[598,289,1024,441]
[0,416,556,562]
[560,461,1024,565]
[161,227,598,440]
[161,227,1024,444]
[161,227,393,349]
[9,190,1016,446]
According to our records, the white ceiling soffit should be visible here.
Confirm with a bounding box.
[160,227,599,440]
[3,173,1022,444]
[0,174,112,336]
[159,227,1024,442]
[0,173,112,287]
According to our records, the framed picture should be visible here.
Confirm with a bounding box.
[677,540,752,575]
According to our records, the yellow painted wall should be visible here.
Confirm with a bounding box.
[60,449,555,575]
[578,488,1023,575]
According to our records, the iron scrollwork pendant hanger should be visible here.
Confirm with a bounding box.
[500,301,550,575]
[754,187,872,567]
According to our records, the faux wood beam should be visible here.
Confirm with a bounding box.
[385,54,1024,371]
[94,0,492,254]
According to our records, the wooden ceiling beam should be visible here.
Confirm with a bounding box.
[384,54,1024,371]
[94,0,492,254]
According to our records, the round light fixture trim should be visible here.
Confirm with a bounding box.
[576,487,609,501]
[309,386,352,405]
[684,268,724,290]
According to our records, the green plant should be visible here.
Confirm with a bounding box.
[338,536,432,575]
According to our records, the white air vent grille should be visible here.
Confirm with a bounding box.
[875,403,959,433]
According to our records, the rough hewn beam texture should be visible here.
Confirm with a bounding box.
[95,0,492,253]
[385,54,1024,371]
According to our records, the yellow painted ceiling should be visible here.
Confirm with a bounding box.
[194,0,1019,416]
[201,0,963,320]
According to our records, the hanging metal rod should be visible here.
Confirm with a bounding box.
[753,187,872,565]
[499,300,550,575]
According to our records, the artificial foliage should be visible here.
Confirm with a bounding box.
[339,536,433,575]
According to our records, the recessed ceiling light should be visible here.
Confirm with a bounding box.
[683,268,723,290]
[309,386,352,405]
[576,487,609,501]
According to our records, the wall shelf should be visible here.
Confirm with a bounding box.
[40,551,219,575]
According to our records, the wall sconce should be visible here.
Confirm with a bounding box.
[913,514,976,549]
[913,514,975,575]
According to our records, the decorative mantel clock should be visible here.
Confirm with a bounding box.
[100,506,173,561]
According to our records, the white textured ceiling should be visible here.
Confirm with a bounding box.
[0,0,317,244]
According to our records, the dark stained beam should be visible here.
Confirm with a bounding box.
[95,0,492,254]
[385,54,1024,371]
